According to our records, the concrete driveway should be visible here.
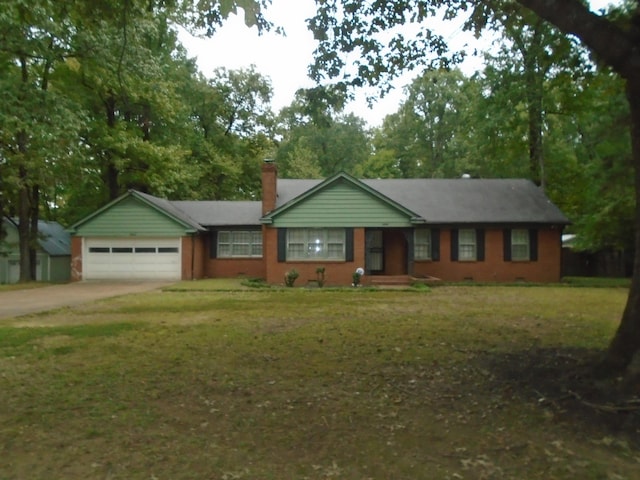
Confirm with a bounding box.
[0,281,171,320]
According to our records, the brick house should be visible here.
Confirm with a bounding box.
[68,161,569,285]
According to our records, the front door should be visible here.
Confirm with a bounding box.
[365,230,384,274]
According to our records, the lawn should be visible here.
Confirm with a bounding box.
[0,284,638,479]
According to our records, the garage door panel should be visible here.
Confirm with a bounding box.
[85,238,181,280]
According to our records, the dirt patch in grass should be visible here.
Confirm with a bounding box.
[1,286,638,479]
[479,346,640,443]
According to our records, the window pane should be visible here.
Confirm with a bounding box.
[459,245,476,261]
[251,231,263,257]
[512,245,529,261]
[232,231,250,244]
[415,245,430,259]
[458,229,476,261]
[233,244,251,256]
[112,247,133,253]
[288,243,305,259]
[135,247,156,253]
[89,247,110,253]
[287,228,345,261]
[158,247,179,253]
[512,229,528,244]
[327,229,344,242]
[414,229,431,260]
[459,229,476,244]
[288,229,306,242]
[216,230,262,258]
[327,243,344,258]
[511,229,530,261]
[307,229,325,257]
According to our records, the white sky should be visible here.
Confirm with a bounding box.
[178,0,618,128]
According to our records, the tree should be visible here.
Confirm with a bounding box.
[0,0,85,281]
[307,0,640,374]
[372,69,481,178]
[275,89,370,177]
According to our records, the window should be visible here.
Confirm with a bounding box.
[458,229,477,261]
[286,228,345,261]
[112,247,133,253]
[158,247,179,253]
[89,247,110,253]
[414,229,432,260]
[511,229,530,261]
[135,247,156,253]
[504,229,537,262]
[216,230,262,258]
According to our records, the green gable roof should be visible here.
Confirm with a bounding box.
[261,172,421,227]
[69,190,203,236]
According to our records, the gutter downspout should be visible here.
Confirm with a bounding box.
[191,235,195,281]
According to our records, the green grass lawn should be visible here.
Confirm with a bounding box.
[0,284,637,479]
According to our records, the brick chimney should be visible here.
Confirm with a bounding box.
[261,159,277,215]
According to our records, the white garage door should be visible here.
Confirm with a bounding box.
[84,238,181,280]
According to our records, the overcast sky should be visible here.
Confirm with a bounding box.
[178,0,618,128]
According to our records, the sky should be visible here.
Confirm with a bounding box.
[178,0,618,128]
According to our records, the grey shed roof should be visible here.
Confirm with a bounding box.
[3,217,71,256]
[276,178,569,225]
[38,220,72,256]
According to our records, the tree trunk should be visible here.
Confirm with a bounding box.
[17,165,32,283]
[29,185,39,281]
[104,95,121,200]
[601,80,640,372]
[516,0,640,373]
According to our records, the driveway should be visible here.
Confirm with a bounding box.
[0,281,171,320]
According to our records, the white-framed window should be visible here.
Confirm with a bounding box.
[511,229,530,261]
[458,229,477,261]
[216,230,262,258]
[287,228,345,261]
[414,229,432,260]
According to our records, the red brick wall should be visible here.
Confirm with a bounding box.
[206,258,265,279]
[413,227,563,283]
[200,233,266,279]
[263,227,366,286]
[262,162,277,215]
[197,225,562,285]
[70,236,83,281]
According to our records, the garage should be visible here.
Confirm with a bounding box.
[84,238,181,280]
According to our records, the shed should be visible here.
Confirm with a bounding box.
[0,217,71,283]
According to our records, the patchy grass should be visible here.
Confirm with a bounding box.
[561,276,631,288]
[0,286,638,480]
[0,281,52,292]
[163,277,254,291]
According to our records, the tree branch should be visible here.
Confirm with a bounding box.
[516,0,639,79]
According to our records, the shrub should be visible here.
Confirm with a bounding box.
[284,269,299,287]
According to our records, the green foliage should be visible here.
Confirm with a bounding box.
[240,277,271,289]
[276,110,371,177]
[284,269,299,287]
[315,266,326,287]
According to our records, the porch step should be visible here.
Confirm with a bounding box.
[368,275,412,286]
